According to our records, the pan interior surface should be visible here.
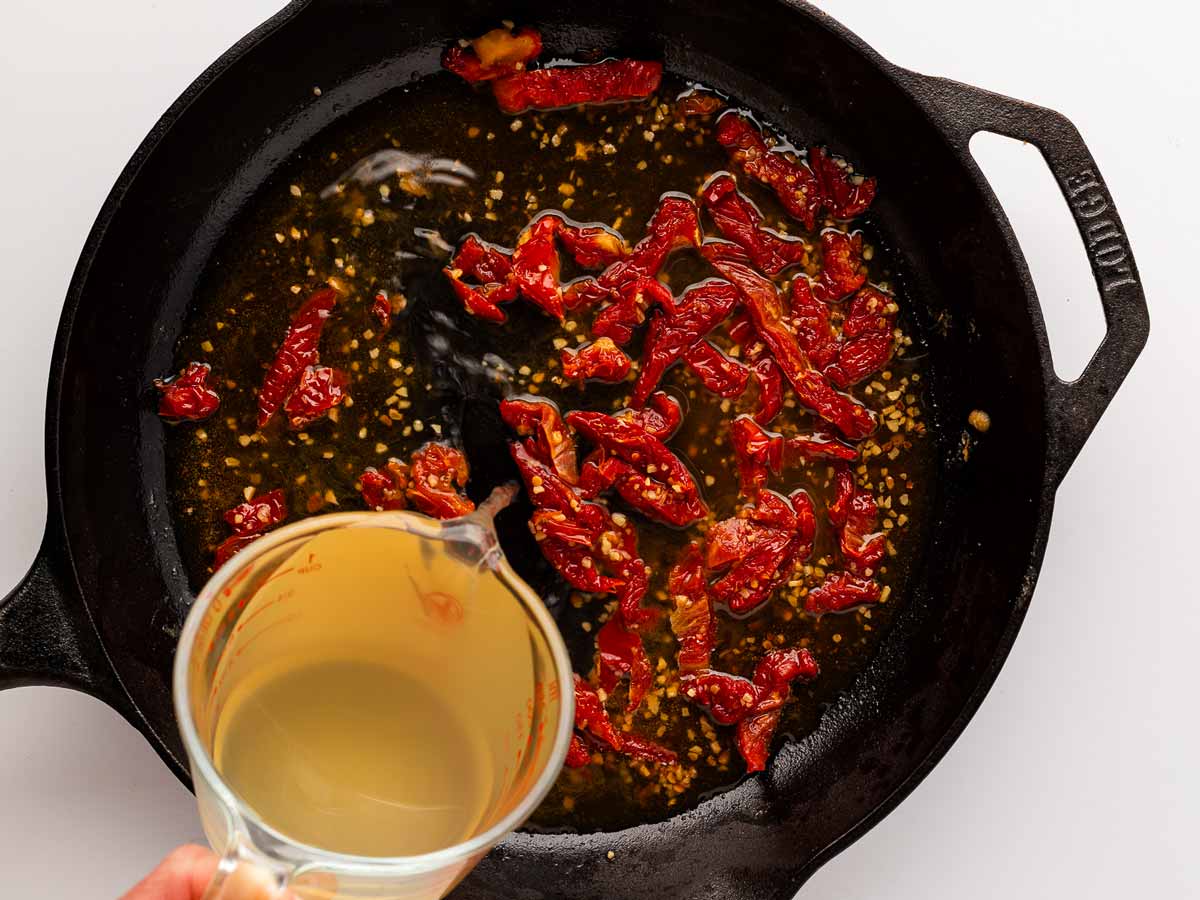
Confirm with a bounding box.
[53,1,1050,894]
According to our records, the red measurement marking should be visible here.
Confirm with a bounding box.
[234,589,295,633]
[233,612,302,658]
[260,566,296,588]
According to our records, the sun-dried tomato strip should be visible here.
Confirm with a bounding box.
[811,230,866,303]
[805,571,882,614]
[597,613,653,711]
[632,279,739,405]
[561,337,632,384]
[371,293,392,331]
[805,467,885,614]
[257,287,337,428]
[156,362,220,422]
[565,734,592,768]
[825,285,898,388]
[619,734,678,765]
[223,489,287,536]
[566,410,708,527]
[568,195,700,339]
[681,340,749,398]
[701,173,808,276]
[828,466,885,575]
[749,357,783,425]
[406,443,475,519]
[557,221,628,269]
[573,674,622,749]
[613,391,683,440]
[499,396,579,484]
[715,114,823,230]
[359,459,410,511]
[510,439,647,600]
[512,215,565,320]
[492,59,662,114]
[215,489,288,566]
[730,415,857,496]
[682,648,819,769]
[704,244,876,440]
[283,365,348,429]
[668,543,715,672]
[809,145,877,220]
[681,670,759,724]
[789,276,840,368]
[442,25,543,83]
[736,648,820,772]
[443,235,519,323]
[705,489,816,613]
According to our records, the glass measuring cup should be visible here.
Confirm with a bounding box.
[172,489,574,899]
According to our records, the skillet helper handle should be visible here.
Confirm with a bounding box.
[0,528,127,708]
[901,71,1150,485]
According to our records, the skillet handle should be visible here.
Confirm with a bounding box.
[900,71,1150,486]
[0,527,129,709]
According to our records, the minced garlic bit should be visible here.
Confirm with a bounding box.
[968,409,991,433]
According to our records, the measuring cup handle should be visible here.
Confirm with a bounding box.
[202,843,291,900]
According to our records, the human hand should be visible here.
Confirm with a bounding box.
[119,845,218,900]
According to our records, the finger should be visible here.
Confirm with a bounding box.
[118,844,219,900]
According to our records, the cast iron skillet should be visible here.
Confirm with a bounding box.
[0,0,1148,896]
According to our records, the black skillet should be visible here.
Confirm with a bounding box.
[0,1,1148,896]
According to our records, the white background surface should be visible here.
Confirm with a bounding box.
[0,1,1195,897]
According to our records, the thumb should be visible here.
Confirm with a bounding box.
[119,845,219,900]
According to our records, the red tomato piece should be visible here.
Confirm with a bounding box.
[596,614,653,712]
[825,285,898,388]
[499,396,579,484]
[730,415,857,496]
[561,337,632,384]
[810,230,867,303]
[705,244,876,439]
[750,357,783,425]
[557,221,628,269]
[283,365,348,429]
[681,340,750,398]
[405,443,475,519]
[371,293,392,331]
[618,734,678,765]
[700,173,808,276]
[715,114,823,230]
[805,571,882,613]
[705,489,816,613]
[441,25,543,83]
[566,410,708,527]
[214,488,288,566]
[612,391,683,441]
[222,489,288,536]
[257,287,337,428]
[573,674,623,750]
[809,145,877,220]
[491,59,662,114]
[631,279,739,405]
[565,734,592,768]
[572,195,700,341]
[668,543,715,672]
[156,362,220,422]
[359,459,410,511]
[512,215,565,320]
[444,235,519,323]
